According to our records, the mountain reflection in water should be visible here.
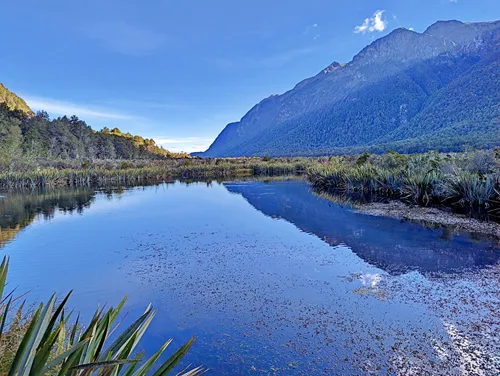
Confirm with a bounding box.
[224,179,500,275]
[1,179,498,275]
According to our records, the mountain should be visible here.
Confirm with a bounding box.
[198,20,500,157]
[0,83,34,116]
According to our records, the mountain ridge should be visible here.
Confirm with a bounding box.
[0,83,34,116]
[197,19,500,157]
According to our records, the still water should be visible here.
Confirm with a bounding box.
[1,179,499,375]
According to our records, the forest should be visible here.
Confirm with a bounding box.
[0,99,187,172]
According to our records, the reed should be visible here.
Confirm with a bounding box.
[0,157,320,188]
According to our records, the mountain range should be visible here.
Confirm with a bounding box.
[197,20,500,157]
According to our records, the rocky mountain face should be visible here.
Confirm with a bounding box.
[0,83,33,116]
[198,20,500,157]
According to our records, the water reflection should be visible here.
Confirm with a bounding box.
[0,185,147,247]
[1,179,498,274]
[224,179,500,275]
[1,179,499,374]
[0,188,95,246]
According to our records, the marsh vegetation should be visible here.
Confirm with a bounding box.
[307,150,500,215]
[0,157,316,188]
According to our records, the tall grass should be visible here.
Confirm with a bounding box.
[307,150,500,210]
[446,172,496,206]
[0,157,319,188]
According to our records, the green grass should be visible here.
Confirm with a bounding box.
[2,151,499,211]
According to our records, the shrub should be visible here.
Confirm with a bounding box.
[446,172,496,206]
[81,160,91,169]
[379,150,408,170]
[401,169,443,205]
[355,152,370,167]
[120,161,134,169]
[467,150,497,175]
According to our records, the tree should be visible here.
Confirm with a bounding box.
[0,111,23,170]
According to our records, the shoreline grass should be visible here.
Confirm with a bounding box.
[306,150,500,211]
[0,157,315,188]
[2,150,499,215]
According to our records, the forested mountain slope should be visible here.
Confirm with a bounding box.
[199,20,500,157]
[0,83,34,116]
[0,85,186,168]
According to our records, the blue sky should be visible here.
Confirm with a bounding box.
[1,0,499,152]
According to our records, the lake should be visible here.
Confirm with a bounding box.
[1,179,499,375]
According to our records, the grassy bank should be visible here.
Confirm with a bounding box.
[0,157,319,188]
[307,150,500,211]
[2,151,499,214]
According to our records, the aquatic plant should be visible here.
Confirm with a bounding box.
[0,257,203,375]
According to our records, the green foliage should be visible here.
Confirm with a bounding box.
[81,160,91,169]
[0,257,203,376]
[379,150,408,170]
[120,161,134,170]
[401,169,443,205]
[0,108,23,171]
[0,157,320,188]
[0,90,189,163]
[355,153,370,167]
[446,173,496,206]
[307,150,500,208]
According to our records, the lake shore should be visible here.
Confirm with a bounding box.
[0,158,314,188]
[355,200,500,239]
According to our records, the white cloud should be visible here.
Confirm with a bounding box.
[354,10,388,34]
[23,96,133,120]
[154,137,214,153]
[303,23,320,40]
[359,273,382,288]
[409,27,414,31]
